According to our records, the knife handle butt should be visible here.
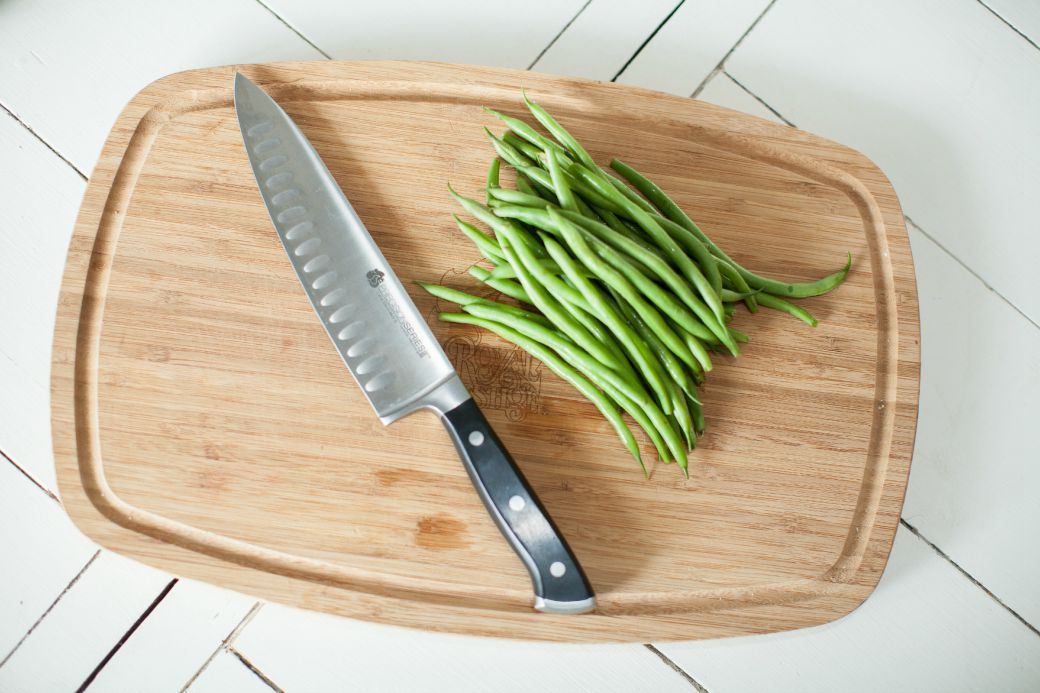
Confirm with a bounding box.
[440,398,595,614]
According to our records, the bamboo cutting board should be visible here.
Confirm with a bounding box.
[51,61,919,642]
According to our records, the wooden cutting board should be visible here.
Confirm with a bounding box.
[51,60,919,642]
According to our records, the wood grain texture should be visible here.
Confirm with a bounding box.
[51,60,919,642]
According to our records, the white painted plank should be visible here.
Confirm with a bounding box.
[261,0,587,69]
[614,0,771,95]
[0,0,322,174]
[899,221,1040,627]
[235,607,691,693]
[656,526,1040,692]
[86,581,255,692]
[0,109,85,491]
[0,459,96,660]
[984,0,1040,47]
[725,0,1040,324]
[188,649,275,693]
[530,0,677,81]
[700,64,1040,632]
[0,551,170,692]
[696,71,780,122]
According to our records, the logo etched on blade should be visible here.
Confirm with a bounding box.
[366,269,385,287]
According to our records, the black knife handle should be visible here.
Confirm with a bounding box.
[440,398,595,614]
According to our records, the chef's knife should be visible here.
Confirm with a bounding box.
[233,73,594,614]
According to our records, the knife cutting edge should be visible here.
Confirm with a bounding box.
[233,73,594,614]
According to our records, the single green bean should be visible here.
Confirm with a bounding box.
[502,131,545,162]
[454,215,505,264]
[439,311,645,471]
[540,233,673,414]
[546,147,578,212]
[670,378,696,450]
[468,266,533,304]
[756,293,818,327]
[689,395,706,437]
[484,128,534,170]
[522,92,599,171]
[483,106,567,156]
[417,282,552,328]
[488,186,550,209]
[485,158,500,205]
[600,168,656,214]
[515,174,537,197]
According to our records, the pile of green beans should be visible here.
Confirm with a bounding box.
[420,93,852,477]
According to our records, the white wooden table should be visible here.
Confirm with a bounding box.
[2,1,1039,690]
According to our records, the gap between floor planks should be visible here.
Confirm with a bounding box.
[180,603,271,692]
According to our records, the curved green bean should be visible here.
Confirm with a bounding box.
[611,158,851,298]
[756,293,818,327]
[439,311,645,472]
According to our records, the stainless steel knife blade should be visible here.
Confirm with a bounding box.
[233,72,467,424]
[233,73,594,614]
